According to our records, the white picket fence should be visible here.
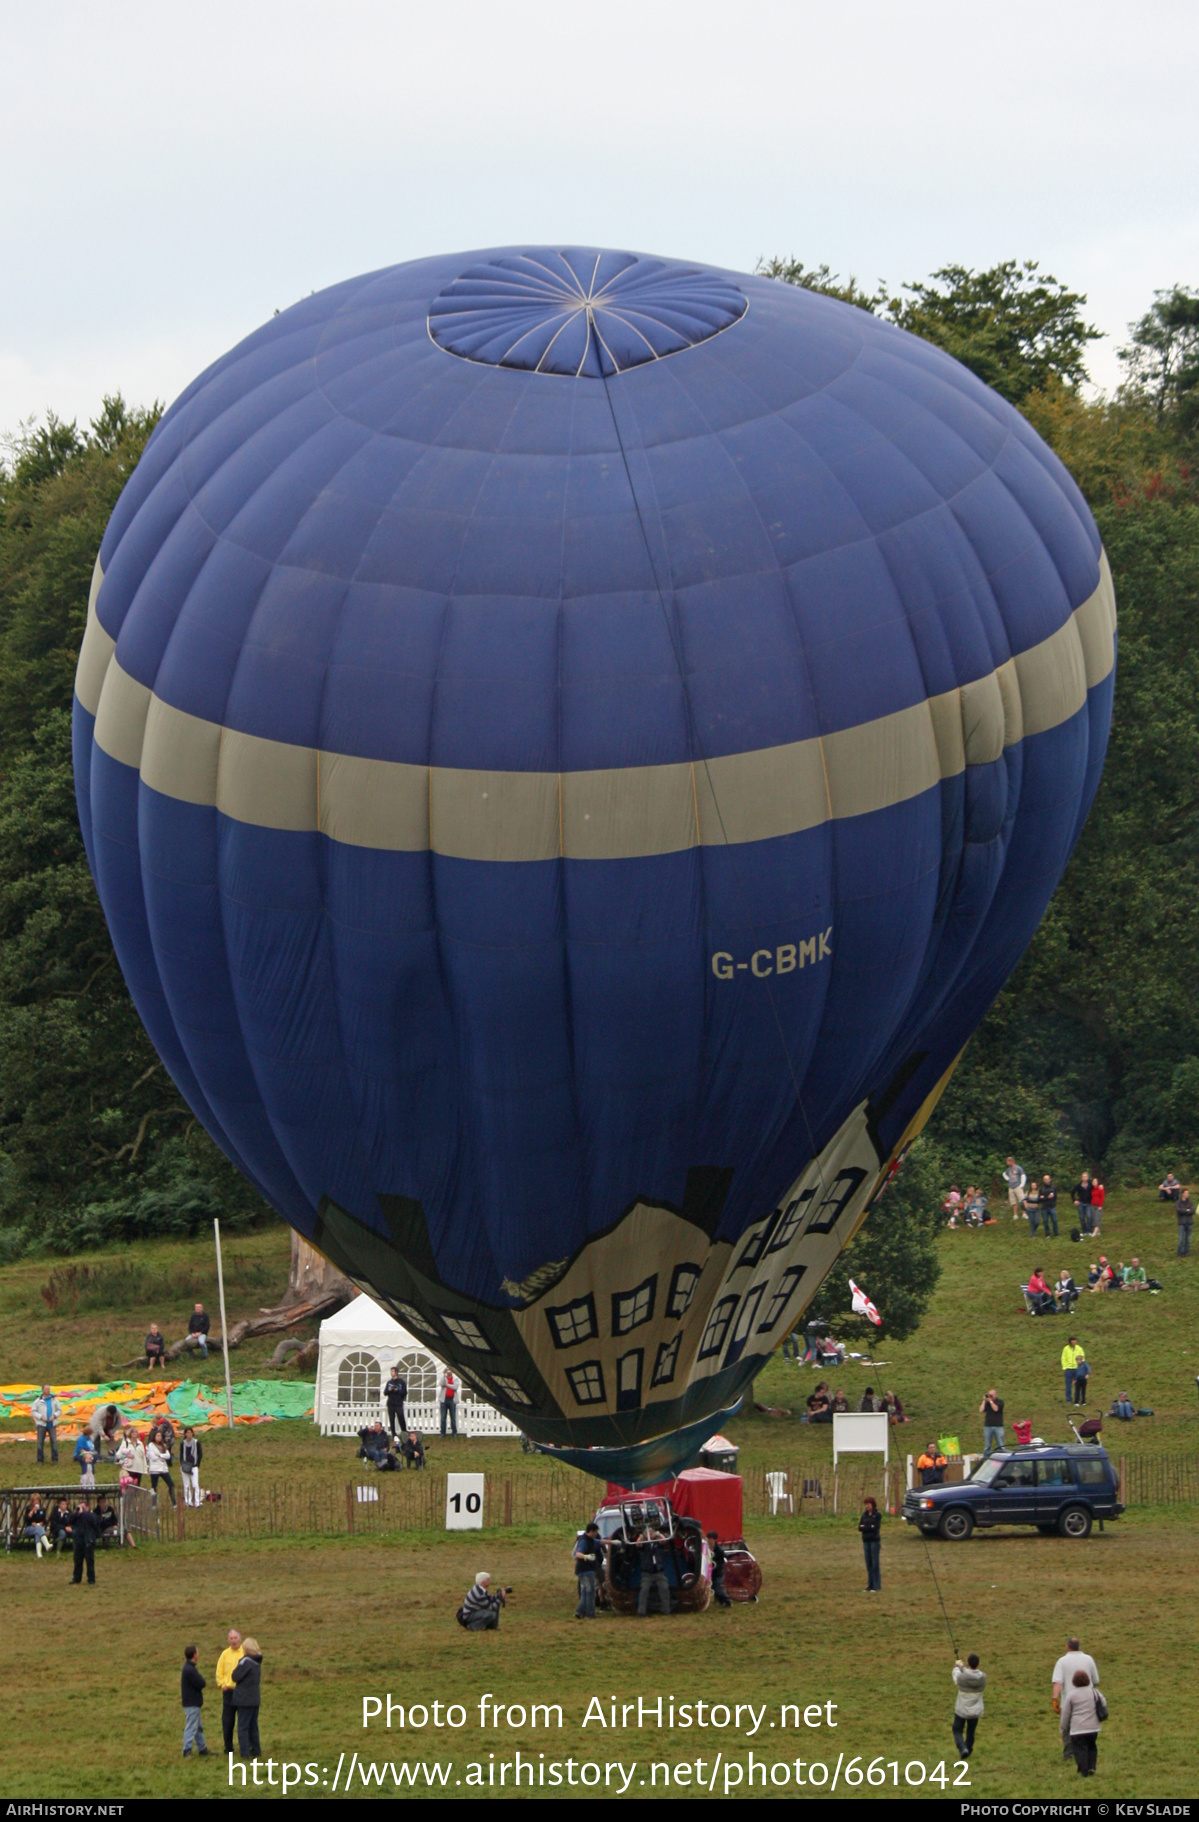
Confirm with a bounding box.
[318,1399,521,1439]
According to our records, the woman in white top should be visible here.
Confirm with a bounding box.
[146,1436,177,1507]
[116,1431,148,1482]
[1060,1669,1103,1777]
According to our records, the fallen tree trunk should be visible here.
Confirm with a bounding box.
[109,1290,346,1374]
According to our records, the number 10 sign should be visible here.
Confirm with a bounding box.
[446,1473,485,1530]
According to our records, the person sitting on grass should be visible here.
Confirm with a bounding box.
[48,1498,73,1552]
[830,1389,850,1414]
[356,1420,389,1465]
[400,1430,426,1469]
[1159,1170,1181,1202]
[1085,1261,1101,1289]
[1054,1268,1077,1309]
[1110,1392,1136,1420]
[1026,1267,1056,1314]
[460,1572,507,1631]
[1121,1257,1148,1291]
[1093,1255,1117,1291]
[942,1187,962,1226]
[858,1387,879,1413]
[917,1444,948,1486]
[881,1390,907,1424]
[23,1495,50,1557]
[805,1383,831,1424]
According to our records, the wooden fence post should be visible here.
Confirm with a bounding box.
[345,1484,355,1535]
[177,1500,186,1544]
[504,1479,512,1527]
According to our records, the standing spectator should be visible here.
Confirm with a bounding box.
[1177,1187,1194,1256]
[187,1304,211,1359]
[440,1368,459,1438]
[1024,1177,1041,1236]
[87,1402,122,1459]
[635,1528,672,1617]
[147,1433,178,1506]
[1061,1669,1103,1777]
[1090,1178,1106,1235]
[706,1531,732,1607]
[231,1638,263,1761]
[1061,1337,1085,1404]
[117,1429,148,1484]
[1040,1174,1059,1237]
[1052,1636,1100,1717]
[979,1389,1005,1453]
[70,1498,100,1584]
[952,1654,986,1761]
[1072,1172,1094,1236]
[180,1428,203,1505]
[181,1645,209,1756]
[1003,1157,1027,1220]
[384,1366,408,1440]
[216,1629,245,1755]
[858,1496,882,1592]
[1073,1352,1091,1406]
[32,1385,61,1465]
[573,1522,604,1619]
[780,1329,800,1363]
[917,1444,947,1485]
[145,1323,166,1371]
[1159,1170,1182,1202]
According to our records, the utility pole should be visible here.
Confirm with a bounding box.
[213,1218,235,1430]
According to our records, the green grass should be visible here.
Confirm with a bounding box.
[0,1189,1195,1798]
[0,1509,1193,1799]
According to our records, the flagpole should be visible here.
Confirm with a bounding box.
[213,1218,235,1430]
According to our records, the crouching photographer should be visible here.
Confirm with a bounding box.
[457,1571,511,1631]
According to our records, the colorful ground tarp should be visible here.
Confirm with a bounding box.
[0,1380,315,1440]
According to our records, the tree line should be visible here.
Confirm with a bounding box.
[1,264,1196,1345]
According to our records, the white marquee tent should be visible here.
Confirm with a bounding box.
[314,1292,520,1438]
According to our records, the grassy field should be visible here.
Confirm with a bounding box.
[2,1185,1194,1486]
[1,1187,1196,1799]
[1,1510,1194,1800]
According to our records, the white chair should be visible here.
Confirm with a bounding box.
[766,1471,792,1514]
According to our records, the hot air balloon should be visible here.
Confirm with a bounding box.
[73,248,1115,1483]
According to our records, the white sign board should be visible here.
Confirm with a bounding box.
[445,1472,485,1530]
[832,1411,889,1466]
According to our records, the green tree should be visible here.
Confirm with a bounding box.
[884,259,1101,405]
[755,256,883,313]
[802,1139,944,1343]
[1120,285,1199,430]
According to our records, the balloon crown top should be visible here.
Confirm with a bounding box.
[427,248,747,378]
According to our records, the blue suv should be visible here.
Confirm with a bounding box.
[902,1445,1123,1540]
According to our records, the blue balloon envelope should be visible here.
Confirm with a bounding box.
[74,248,1115,1480]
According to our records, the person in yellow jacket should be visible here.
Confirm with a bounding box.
[216,1629,244,1756]
[1061,1338,1086,1405]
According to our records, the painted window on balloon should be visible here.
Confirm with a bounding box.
[615,1349,644,1412]
[438,1313,494,1353]
[651,1335,682,1386]
[758,1267,807,1332]
[566,1361,606,1406]
[666,1264,702,1318]
[546,1294,598,1349]
[492,1374,533,1408]
[698,1295,739,1360]
[612,1276,656,1336]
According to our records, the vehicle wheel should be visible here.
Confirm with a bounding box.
[1058,1505,1092,1539]
[939,1508,974,1541]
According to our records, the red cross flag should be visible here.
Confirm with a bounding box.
[849,1279,882,1326]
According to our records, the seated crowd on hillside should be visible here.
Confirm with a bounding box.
[356,1420,427,1470]
[802,1383,907,1425]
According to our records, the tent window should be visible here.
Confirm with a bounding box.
[337,1350,380,1404]
[651,1335,681,1386]
[666,1263,702,1318]
[611,1276,656,1335]
[565,1361,606,1406]
[397,1351,438,1403]
[546,1294,598,1349]
[438,1313,493,1353]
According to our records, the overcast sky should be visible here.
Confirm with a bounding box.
[3,1,1196,435]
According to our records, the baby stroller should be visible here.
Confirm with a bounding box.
[1069,1415,1103,1444]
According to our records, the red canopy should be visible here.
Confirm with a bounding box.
[603,1467,743,1541]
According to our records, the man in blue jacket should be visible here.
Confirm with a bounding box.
[33,1386,61,1465]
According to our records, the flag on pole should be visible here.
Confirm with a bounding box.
[849,1279,882,1326]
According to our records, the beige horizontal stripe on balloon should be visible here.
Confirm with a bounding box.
[78,550,1116,861]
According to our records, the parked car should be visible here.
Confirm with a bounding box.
[902,1445,1123,1540]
